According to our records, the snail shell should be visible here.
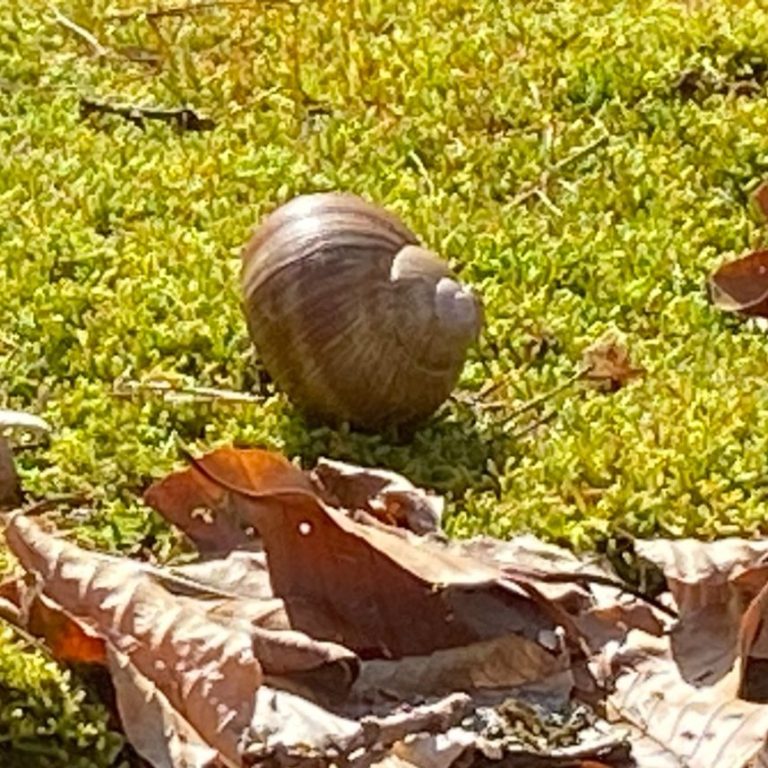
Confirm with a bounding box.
[241,193,482,429]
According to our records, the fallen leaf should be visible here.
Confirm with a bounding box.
[738,578,768,703]
[353,631,571,699]
[148,448,576,674]
[244,688,471,766]
[162,551,272,600]
[108,647,227,768]
[144,448,313,554]
[601,631,768,768]
[4,514,263,764]
[33,446,768,768]
[634,537,768,616]
[452,534,667,652]
[310,458,444,533]
[633,537,768,686]
[27,593,107,664]
[145,449,444,552]
[581,337,644,391]
[709,250,768,317]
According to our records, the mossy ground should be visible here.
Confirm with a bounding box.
[3,0,768,763]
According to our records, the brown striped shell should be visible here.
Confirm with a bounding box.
[241,193,482,429]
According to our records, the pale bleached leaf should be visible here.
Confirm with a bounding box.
[603,631,768,768]
[245,689,471,766]
[4,515,262,763]
[108,647,228,768]
[353,632,572,699]
[635,538,768,616]
[163,551,272,600]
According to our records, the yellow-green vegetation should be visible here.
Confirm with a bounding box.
[3,0,768,763]
[0,628,122,766]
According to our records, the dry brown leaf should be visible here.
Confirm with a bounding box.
[709,250,768,317]
[145,448,313,555]
[4,514,263,763]
[6,515,529,766]
[145,448,444,554]
[310,458,444,534]
[147,449,574,675]
[452,534,668,654]
[29,449,762,768]
[601,631,768,768]
[581,337,644,391]
[27,592,107,664]
[233,620,359,700]
[575,602,665,653]
[446,534,596,610]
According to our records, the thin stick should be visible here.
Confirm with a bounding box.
[290,2,302,130]
[106,0,290,21]
[113,379,262,404]
[51,7,109,57]
[478,377,504,399]
[0,495,90,521]
[503,367,587,423]
[24,494,90,517]
[454,368,586,421]
[408,150,436,198]
[534,187,563,217]
[507,409,556,439]
[80,98,215,131]
[508,131,609,209]
[0,607,52,655]
[508,173,547,208]
[503,566,678,620]
[552,131,609,172]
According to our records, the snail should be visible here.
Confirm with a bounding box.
[241,192,482,430]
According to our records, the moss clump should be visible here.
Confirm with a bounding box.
[0,628,122,767]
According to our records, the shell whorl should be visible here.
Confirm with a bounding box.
[241,192,482,429]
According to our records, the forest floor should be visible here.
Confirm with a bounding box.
[3,0,768,763]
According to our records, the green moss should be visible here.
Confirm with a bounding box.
[0,629,122,767]
[3,0,768,761]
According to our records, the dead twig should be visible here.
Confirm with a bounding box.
[0,600,52,656]
[0,495,91,519]
[453,368,587,442]
[503,566,679,620]
[551,132,610,173]
[51,6,109,57]
[113,379,262,404]
[106,0,291,21]
[507,409,557,440]
[80,98,215,131]
[501,367,588,420]
[24,494,91,517]
[508,132,609,209]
